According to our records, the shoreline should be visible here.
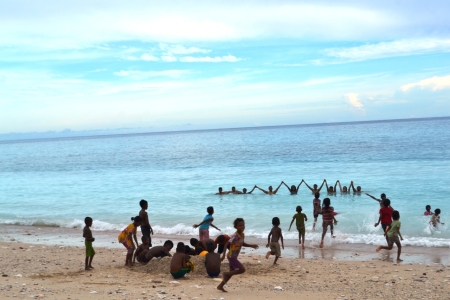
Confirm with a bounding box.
[1,224,449,265]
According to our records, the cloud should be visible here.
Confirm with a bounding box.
[344,93,364,110]
[179,55,241,63]
[113,70,190,79]
[159,43,211,55]
[401,75,450,92]
[141,54,159,61]
[322,39,450,63]
[161,55,177,62]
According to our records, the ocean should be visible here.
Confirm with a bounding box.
[0,117,449,248]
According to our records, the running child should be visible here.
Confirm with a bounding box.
[217,218,259,292]
[118,216,142,267]
[83,217,95,271]
[134,236,150,264]
[319,198,338,248]
[205,241,221,277]
[376,210,404,263]
[193,206,220,240]
[312,192,321,231]
[288,206,308,249]
[265,217,284,265]
[431,209,444,227]
[375,199,394,244]
[139,199,153,247]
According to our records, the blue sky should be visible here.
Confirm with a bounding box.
[1,0,450,135]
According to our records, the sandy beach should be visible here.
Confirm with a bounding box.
[1,225,450,299]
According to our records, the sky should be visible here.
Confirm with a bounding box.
[1,0,450,136]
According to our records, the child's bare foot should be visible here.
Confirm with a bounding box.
[88,266,94,270]
[216,282,227,292]
[85,267,92,271]
[302,244,305,250]
[312,227,315,231]
[376,246,382,252]
[265,251,270,259]
[397,258,403,263]
[319,241,324,248]
[332,236,336,238]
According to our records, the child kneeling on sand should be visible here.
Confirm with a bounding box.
[205,241,221,277]
[170,242,194,279]
[376,210,404,263]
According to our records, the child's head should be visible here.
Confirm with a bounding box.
[217,235,226,244]
[139,199,148,209]
[382,198,391,207]
[207,206,214,215]
[272,217,280,226]
[141,235,150,245]
[291,185,296,191]
[176,242,185,253]
[206,241,215,253]
[164,240,174,250]
[184,245,192,254]
[190,238,199,247]
[323,198,330,208]
[84,217,93,226]
[425,205,431,211]
[195,246,204,255]
[243,188,247,193]
[131,216,143,226]
[435,208,441,215]
[356,186,361,192]
[233,218,245,232]
[218,187,223,192]
[268,186,273,191]
[315,192,320,199]
[328,186,334,192]
[313,184,318,189]
[296,205,302,213]
[342,186,348,192]
[392,210,400,221]
[381,193,386,200]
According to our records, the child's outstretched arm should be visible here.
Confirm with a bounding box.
[349,181,356,192]
[296,179,304,191]
[243,242,259,249]
[303,180,313,191]
[210,223,221,231]
[288,218,295,231]
[281,181,290,191]
[273,182,283,193]
[365,193,380,202]
[337,180,343,192]
[248,185,257,193]
[317,179,326,191]
[220,241,230,261]
[334,180,339,192]
[255,185,267,193]
[193,217,214,228]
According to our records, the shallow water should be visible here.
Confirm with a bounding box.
[0,118,449,247]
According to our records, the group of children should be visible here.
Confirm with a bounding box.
[81,193,445,291]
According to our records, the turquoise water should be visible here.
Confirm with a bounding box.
[0,118,449,247]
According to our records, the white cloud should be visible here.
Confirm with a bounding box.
[322,39,450,62]
[141,54,159,61]
[161,55,177,62]
[159,43,211,55]
[344,93,364,110]
[179,55,241,63]
[113,70,190,78]
[401,75,450,92]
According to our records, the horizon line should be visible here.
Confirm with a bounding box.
[1,115,450,143]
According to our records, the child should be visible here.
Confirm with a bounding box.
[366,193,387,207]
[376,210,404,263]
[319,198,338,248]
[431,209,444,227]
[265,217,284,265]
[288,206,308,249]
[142,240,174,264]
[205,241,221,277]
[139,199,153,247]
[134,236,150,264]
[190,237,215,251]
[312,192,321,231]
[83,217,95,271]
[118,216,142,267]
[196,246,208,257]
[170,242,192,279]
[217,218,259,292]
[375,199,394,244]
[214,234,230,254]
[193,206,220,240]
[424,205,433,216]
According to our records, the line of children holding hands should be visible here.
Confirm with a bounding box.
[216,179,363,195]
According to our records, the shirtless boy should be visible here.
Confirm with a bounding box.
[255,182,283,195]
[303,179,326,194]
[142,240,173,264]
[205,242,221,277]
[265,217,284,265]
[139,199,153,247]
[170,242,191,279]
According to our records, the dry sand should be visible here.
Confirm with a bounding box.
[1,225,450,299]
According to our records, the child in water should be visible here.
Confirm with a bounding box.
[319,198,338,248]
[118,216,142,267]
[265,217,284,265]
[424,205,433,216]
[288,206,308,249]
[431,209,444,227]
[376,210,404,263]
[217,218,259,292]
[83,217,95,271]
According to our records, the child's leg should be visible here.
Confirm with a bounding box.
[330,224,334,237]
[85,256,89,270]
[313,214,318,230]
[217,267,245,292]
[88,255,94,268]
[301,233,305,249]
[320,224,327,248]
[273,256,279,265]
[265,250,271,259]
[394,240,402,262]
[376,241,394,252]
